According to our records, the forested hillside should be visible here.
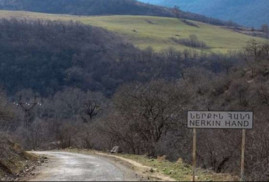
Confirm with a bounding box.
[0,0,174,16]
[0,19,139,96]
[0,17,268,180]
[0,19,244,96]
[139,0,269,28]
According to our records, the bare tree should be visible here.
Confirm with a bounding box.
[104,80,190,156]
[80,91,107,123]
[16,90,38,129]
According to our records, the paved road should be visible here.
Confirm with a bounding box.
[30,151,139,181]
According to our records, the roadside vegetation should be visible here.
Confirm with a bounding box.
[119,154,237,181]
[64,148,237,181]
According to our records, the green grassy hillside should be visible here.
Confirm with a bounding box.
[0,10,266,53]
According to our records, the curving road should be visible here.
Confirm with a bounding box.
[30,151,140,181]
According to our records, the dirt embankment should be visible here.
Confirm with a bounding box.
[0,134,39,181]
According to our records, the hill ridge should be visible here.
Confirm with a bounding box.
[138,0,269,28]
[0,0,237,27]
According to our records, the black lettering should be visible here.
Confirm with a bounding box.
[189,120,196,126]
[232,121,237,126]
[190,113,195,119]
[234,114,239,119]
[238,120,243,127]
[244,121,249,127]
[225,120,231,126]
[245,114,250,119]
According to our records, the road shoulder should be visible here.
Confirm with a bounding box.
[64,149,176,181]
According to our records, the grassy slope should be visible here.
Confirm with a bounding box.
[0,10,266,53]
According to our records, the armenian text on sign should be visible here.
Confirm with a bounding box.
[188,111,253,129]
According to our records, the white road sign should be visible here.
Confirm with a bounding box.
[188,111,253,129]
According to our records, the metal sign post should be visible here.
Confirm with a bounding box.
[192,128,197,182]
[240,129,246,181]
[187,111,253,181]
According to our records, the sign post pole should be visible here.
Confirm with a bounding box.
[192,128,197,182]
[188,111,253,181]
[240,129,246,181]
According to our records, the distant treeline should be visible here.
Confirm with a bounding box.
[0,0,238,27]
[0,0,173,16]
[0,19,240,96]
